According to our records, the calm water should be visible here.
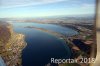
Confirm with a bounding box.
[11,22,78,66]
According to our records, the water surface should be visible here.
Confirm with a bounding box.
[11,22,77,66]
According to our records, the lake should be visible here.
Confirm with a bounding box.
[11,22,78,66]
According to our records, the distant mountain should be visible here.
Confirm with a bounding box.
[0,14,95,24]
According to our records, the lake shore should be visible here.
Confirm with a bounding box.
[0,22,27,66]
[25,26,80,58]
[25,23,95,66]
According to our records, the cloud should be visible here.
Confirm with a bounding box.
[81,3,95,9]
[0,0,66,8]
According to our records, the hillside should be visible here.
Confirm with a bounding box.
[0,21,26,66]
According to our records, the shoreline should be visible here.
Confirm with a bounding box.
[25,25,94,66]
[25,26,80,54]
[0,22,27,66]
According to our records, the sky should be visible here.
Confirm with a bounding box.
[0,0,96,18]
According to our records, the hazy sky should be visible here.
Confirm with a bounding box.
[0,0,96,18]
